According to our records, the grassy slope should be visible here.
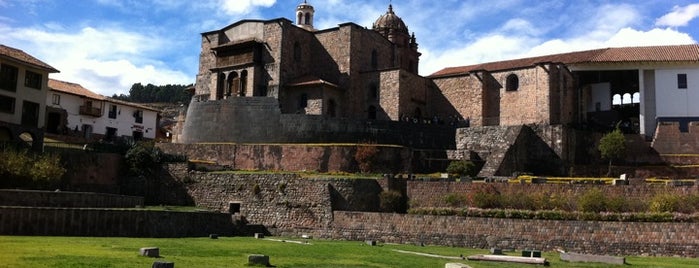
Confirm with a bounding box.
[1,236,698,268]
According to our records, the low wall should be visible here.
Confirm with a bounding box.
[158,144,412,173]
[0,190,143,208]
[0,206,234,237]
[321,212,699,257]
[405,181,699,208]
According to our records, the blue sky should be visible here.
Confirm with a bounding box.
[1,0,698,96]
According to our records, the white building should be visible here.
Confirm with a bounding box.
[46,79,160,141]
[0,44,59,149]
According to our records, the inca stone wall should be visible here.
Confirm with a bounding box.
[652,121,699,155]
[0,190,142,208]
[322,212,699,257]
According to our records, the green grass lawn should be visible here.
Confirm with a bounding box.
[0,236,697,267]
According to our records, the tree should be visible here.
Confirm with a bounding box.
[598,127,626,176]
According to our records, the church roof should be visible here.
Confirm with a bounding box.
[430,44,699,77]
[0,44,59,73]
[372,4,409,35]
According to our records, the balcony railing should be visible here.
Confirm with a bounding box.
[79,106,101,117]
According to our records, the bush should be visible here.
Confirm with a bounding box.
[446,160,477,177]
[443,193,468,207]
[649,193,682,213]
[354,143,379,173]
[124,141,162,176]
[379,190,405,213]
[0,148,65,188]
[577,188,607,213]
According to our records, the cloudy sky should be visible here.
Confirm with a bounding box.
[1,0,698,96]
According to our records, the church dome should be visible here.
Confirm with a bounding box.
[372,4,409,35]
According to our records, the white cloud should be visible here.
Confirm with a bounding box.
[656,4,699,27]
[220,0,276,15]
[0,25,192,96]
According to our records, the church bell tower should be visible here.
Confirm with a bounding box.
[296,1,315,31]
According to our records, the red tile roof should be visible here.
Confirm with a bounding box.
[0,44,59,73]
[49,79,105,100]
[430,44,699,77]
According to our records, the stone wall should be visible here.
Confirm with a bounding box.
[652,120,699,155]
[320,212,699,257]
[0,190,143,208]
[0,207,234,237]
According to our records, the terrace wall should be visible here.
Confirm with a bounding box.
[0,190,143,208]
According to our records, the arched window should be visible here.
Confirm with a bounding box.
[240,70,248,96]
[327,99,336,117]
[371,49,378,69]
[227,72,239,97]
[368,105,377,120]
[612,94,622,106]
[297,13,303,25]
[294,42,301,62]
[622,93,632,105]
[304,12,310,25]
[506,74,519,91]
[632,92,640,104]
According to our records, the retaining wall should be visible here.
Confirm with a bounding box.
[0,206,233,237]
[320,212,699,257]
[0,190,143,208]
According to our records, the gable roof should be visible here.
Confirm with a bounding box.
[49,79,104,100]
[0,44,59,73]
[429,44,699,77]
[49,79,160,112]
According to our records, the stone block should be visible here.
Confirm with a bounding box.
[152,261,174,268]
[248,254,270,266]
[560,252,625,265]
[140,247,160,257]
[209,234,219,239]
[366,240,377,246]
[522,249,541,258]
[612,179,629,186]
[254,233,265,239]
[489,248,503,255]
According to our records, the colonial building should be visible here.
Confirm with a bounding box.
[0,44,59,150]
[47,79,160,141]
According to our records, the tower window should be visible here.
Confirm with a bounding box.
[678,73,687,89]
[506,74,519,91]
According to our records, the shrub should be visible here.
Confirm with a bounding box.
[252,183,261,195]
[124,141,162,176]
[354,143,379,173]
[443,193,468,207]
[0,148,65,188]
[577,188,607,213]
[379,190,404,213]
[469,184,501,209]
[446,160,477,177]
[29,153,66,183]
[649,193,681,213]
[598,127,626,175]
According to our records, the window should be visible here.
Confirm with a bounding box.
[327,99,336,117]
[24,71,42,89]
[0,64,18,92]
[52,94,60,105]
[677,73,687,89]
[108,104,117,119]
[21,101,39,127]
[506,74,519,91]
[371,50,378,69]
[134,110,143,123]
[0,94,15,114]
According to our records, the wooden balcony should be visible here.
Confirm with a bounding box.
[79,105,101,117]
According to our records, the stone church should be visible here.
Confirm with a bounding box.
[176,1,699,176]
